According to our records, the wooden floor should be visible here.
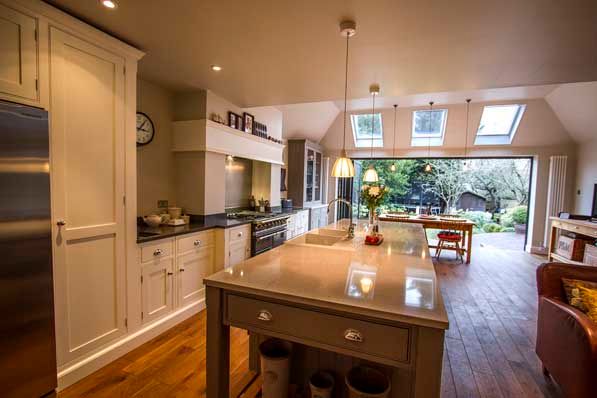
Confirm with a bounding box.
[58,240,562,398]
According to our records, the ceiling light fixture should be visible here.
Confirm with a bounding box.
[331,20,356,178]
[210,65,222,72]
[423,101,434,173]
[390,104,398,172]
[463,98,471,171]
[363,84,380,183]
[100,0,117,9]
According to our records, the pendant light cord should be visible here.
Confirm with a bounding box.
[464,98,471,158]
[392,104,397,158]
[341,34,350,152]
[370,91,376,159]
[427,101,434,159]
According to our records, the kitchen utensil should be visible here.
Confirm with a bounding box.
[168,207,182,219]
[259,339,292,398]
[143,214,162,228]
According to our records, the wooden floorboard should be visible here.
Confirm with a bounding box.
[58,238,563,398]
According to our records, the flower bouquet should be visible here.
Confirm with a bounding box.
[360,184,389,243]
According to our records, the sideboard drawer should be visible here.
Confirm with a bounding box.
[227,294,410,363]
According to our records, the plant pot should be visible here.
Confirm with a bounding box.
[345,366,391,398]
[514,223,527,234]
[259,338,292,398]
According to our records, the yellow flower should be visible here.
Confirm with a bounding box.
[369,186,380,197]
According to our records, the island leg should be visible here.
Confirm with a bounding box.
[206,286,230,398]
[414,327,445,398]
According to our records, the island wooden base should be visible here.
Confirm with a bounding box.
[207,286,445,398]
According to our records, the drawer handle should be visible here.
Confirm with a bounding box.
[167,272,173,276]
[153,249,162,256]
[344,329,363,343]
[179,268,185,272]
[194,240,201,246]
[257,310,273,322]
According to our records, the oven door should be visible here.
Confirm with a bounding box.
[272,230,287,248]
[252,233,274,256]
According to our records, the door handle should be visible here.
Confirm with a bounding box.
[56,220,66,226]
[167,272,173,276]
[153,249,162,256]
[179,268,185,272]
[194,240,202,246]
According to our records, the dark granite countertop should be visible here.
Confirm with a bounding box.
[137,208,307,244]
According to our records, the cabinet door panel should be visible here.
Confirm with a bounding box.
[229,239,248,267]
[178,246,213,307]
[0,4,37,101]
[142,258,173,323]
[50,28,126,365]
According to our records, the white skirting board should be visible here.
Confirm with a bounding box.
[57,298,206,390]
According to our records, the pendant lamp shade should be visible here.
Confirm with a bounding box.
[331,21,356,178]
[332,149,356,177]
[390,163,397,172]
[363,164,379,182]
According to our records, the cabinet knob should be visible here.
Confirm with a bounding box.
[237,232,243,237]
[180,268,185,272]
[167,272,173,276]
[153,249,162,256]
[194,240,201,246]
[56,220,66,226]
[257,310,273,322]
[344,328,363,343]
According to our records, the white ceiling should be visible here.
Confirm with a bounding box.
[278,102,339,142]
[47,0,597,107]
[545,82,597,143]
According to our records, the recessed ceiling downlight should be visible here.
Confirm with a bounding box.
[100,0,117,9]
[211,65,222,72]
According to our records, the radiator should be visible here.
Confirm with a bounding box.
[544,155,567,245]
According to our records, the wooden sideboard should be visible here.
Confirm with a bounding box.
[548,217,597,265]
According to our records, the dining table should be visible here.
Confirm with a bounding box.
[378,214,476,264]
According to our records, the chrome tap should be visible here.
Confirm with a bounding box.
[327,198,355,238]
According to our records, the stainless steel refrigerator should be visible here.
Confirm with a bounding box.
[0,100,57,397]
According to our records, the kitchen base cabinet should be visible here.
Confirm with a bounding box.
[309,205,328,230]
[141,257,174,324]
[227,224,251,267]
[177,242,214,308]
[287,210,309,239]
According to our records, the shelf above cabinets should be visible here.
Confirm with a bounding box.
[171,119,284,164]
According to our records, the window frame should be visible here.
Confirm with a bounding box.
[474,104,526,146]
[411,108,448,147]
[350,113,384,148]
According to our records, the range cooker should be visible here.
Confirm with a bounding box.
[226,212,290,256]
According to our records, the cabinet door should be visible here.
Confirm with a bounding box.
[310,209,320,230]
[229,239,249,267]
[0,4,37,101]
[178,246,213,307]
[305,149,314,202]
[319,207,329,228]
[141,258,174,324]
[50,28,127,365]
[314,152,322,201]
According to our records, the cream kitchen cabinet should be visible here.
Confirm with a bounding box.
[140,230,215,325]
[228,224,251,267]
[287,210,309,239]
[309,205,328,230]
[0,3,38,103]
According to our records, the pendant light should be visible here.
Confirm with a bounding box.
[363,84,380,183]
[331,20,356,178]
[423,101,434,173]
[390,104,398,172]
[462,98,471,171]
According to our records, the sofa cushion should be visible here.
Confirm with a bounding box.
[562,278,597,313]
[579,286,597,323]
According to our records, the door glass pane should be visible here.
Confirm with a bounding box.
[314,152,322,201]
[306,149,314,202]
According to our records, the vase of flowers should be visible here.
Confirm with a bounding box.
[361,184,389,234]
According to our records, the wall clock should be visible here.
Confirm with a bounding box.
[136,112,155,146]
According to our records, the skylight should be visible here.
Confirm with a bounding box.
[351,113,383,148]
[411,109,448,146]
[475,104,526,145]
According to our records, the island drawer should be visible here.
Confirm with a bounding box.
[226,294,410,363]
[177,230,214,253]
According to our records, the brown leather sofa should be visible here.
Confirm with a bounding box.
[536,262,597,398]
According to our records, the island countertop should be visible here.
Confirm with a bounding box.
[204,220,449,330]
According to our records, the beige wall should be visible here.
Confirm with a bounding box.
[136,79,176,216]
[574,139,597,215]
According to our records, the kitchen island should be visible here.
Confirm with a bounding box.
[204,220,448,397]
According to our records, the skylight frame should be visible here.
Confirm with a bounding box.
[411,108,448,147]
[350,113,384,148]
[474,104,526,145]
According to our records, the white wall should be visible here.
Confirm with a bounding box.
[574,139,597,215]
[136,79,176,216]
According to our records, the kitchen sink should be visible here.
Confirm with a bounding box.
[304,233,343,246]
[308,228,348,238]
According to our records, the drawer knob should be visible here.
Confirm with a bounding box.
[257,310,273,322]
[153,249,162,256]
[344,328,363,343]
[237,232,243,237]
[194,240,201,246]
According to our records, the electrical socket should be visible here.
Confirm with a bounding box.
[157,200,168,208]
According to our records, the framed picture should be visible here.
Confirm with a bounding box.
[236,113,244,131]
[228,111,238,129]
[243,112,254,134]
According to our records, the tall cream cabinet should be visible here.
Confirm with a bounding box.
[0,0,143,388]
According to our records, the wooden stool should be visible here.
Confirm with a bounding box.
[436,231,464,263]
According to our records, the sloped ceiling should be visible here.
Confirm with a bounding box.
[279,102,339,142]
[47,0,597,107]
[545,82,597,143]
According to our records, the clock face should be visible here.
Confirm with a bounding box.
[136,112,154,146]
